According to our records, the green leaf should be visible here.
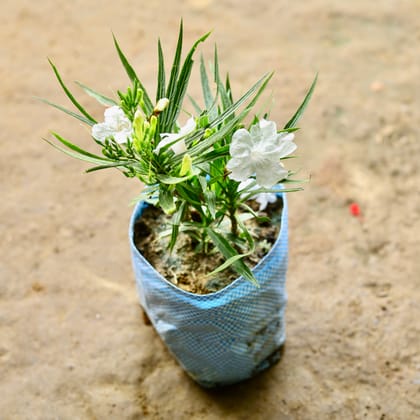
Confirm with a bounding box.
[175,71,270,164]
[130,185,159,205]
[159,187,176,214]
[43,137,114,166]
[112,34,154,114]
[185,106,248,159]
[210,72,273,130]
[175,184,203,208]
[241,187,303,202]
[206,228,258,286]
[51,132,112,161]
[169,201,187,251]
[165,21,184,109]
[194,145,229,165]
[225,73,234,103]
[187,94,202,115]
[156,39,166,102]
[213,46,231,111]
[240,203,270,223]
[284,73,318,129]
[156,167,199,185]
[236,215,255,252]
[164,30,211,131]
[200,55,217,120]
[205,190,216,219]
[197,175,216,219]
[37,97,95,126]
[74,81,117,106]
[85,161,136,173]
[48,59,97,123]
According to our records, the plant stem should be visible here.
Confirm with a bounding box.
[229,209,238,237]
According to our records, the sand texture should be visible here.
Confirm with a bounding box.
[1,0,420,418]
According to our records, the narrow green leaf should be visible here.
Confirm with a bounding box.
[225,73,234,103]
[210,72,273,130]
[213,46,231,111]
[164,30,211,130]
[37,97,95,126]
[169,201,186,251]
[175,184,203,208]
[159,187,175,214]
[165,20,184,105]
[85,161,136,173]
[186,106,248,159]
[156,39,166,101]
[284,73,318,129]
[206,228,258,286]
[240,203,270,223]
[208,252,250,277]
[112,34,154,114]
[171,71,271,165]
[156,169,198,185]
[48,59,97,123]
[75,81,117,106]
[43,138,114,166]
[205,190,217,219]
[194,145,229,165]
[241,187,303,202]
[130,186,159,205]
[188,94,203,114]
[200,55,216,119]
[51,132,112,161]
[237,215,255,253]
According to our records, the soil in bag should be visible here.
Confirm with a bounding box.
[134,198,283,294]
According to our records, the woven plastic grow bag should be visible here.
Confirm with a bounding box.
[129,192,288,388]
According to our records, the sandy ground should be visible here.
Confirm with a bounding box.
[1,0,420,418]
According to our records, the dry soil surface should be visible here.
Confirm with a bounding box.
[1,0,420,419]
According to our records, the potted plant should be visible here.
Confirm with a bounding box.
[42,22,316,388]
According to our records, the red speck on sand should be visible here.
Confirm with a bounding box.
[349,203,361,217]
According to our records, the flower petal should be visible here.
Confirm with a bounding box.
[230,129,253,158]
[277,132,297,157]
[171,139,187,155]
[258,119,278,142]
[227,158,254,182]
[278,140,297,157]
[92,123,113,143]
[155,134,175,153]
[92,106,132,144]
[255,161,288,188]
[256,192,277,211]
[114,130,132,144]
[104,106,124,122]
[156,117,196,154]
[179,117,196,136]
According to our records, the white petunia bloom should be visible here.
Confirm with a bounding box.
[226,119,296,188]
[155,117,196,155]
[238,179,277,211]
[92,106,133,144]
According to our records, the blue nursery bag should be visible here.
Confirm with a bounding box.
[129,193,289,387]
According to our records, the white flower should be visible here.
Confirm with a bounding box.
[92,106,133,144]
[226,119,296,188]
[238,179,277,211]
[155,117,196,155]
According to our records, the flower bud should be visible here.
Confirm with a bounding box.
[154,98,170,113]
[180,154,193,177]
